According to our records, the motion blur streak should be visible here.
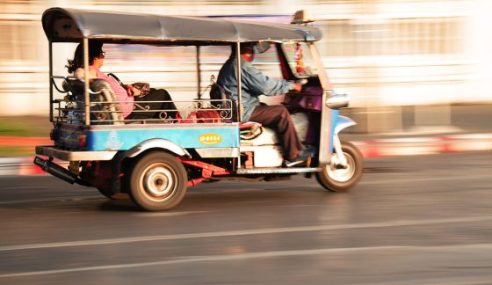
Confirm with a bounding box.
[1,0,491,135]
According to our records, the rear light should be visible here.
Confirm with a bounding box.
[79,133,87,148]
[325,91,349,109]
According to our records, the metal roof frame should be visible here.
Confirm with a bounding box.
[42,7,322,44]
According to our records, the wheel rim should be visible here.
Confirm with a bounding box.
[140,163,177,202]
[326,152,356,183]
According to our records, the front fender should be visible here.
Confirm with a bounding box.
[334,115,356,135]
[124,138,191,158]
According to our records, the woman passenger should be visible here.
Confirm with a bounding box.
[66,40,177,120]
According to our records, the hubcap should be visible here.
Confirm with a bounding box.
[142,164,176,200]
[327,152,356,183]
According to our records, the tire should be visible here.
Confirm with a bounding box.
[316,141,363,192]
[128,151,188,211]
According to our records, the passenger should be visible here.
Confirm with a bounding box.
[217,43,313,166]
[66,41,177,120]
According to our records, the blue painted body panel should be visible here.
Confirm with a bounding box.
[329,109,340,151]
[85,125,240,151]
[335,114,353,129]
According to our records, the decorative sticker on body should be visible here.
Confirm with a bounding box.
[199,133,222,145]
[106,130,123,150]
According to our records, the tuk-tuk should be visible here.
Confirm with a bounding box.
[35,7,363,211]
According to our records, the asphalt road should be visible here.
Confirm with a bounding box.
[0,152,491,285]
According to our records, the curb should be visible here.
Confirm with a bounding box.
[1,133,491,176]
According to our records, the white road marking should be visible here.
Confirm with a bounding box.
[0,243,491,278]
[1,216,492,252]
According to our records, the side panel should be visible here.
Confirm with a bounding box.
[85,125,240,151]
[333,115,356,136]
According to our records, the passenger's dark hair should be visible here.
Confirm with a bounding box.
[66,40,104,73]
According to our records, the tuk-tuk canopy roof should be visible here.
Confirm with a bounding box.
[42,7,322,44]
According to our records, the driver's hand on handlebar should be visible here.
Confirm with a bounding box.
[292,82,302,92]
[291,79,307,92]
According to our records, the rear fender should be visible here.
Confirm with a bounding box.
[123,138,191,159]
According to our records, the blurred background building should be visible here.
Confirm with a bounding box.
[1,0,490,133]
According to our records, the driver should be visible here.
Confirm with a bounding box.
[217,43,313,166]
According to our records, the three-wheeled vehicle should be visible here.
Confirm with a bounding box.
[35,7,363,211]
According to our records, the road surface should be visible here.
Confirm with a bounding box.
[0,152,491,284]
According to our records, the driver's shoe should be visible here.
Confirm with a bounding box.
[284,147,315,167]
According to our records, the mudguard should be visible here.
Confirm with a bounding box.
[334,115,356,135]
[124,138,191,158]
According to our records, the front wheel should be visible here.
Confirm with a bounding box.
[128,151,188,211]
[316,141,363,192]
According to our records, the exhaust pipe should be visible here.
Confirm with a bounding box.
[33,156,78,184]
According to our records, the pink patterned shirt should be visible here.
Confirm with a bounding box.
[93,68,134,118]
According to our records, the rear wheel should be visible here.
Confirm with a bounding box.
[128,151,188,211]
[316,141,363,192]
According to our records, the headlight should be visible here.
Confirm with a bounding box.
[325,91,349,109]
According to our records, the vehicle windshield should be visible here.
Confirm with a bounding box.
[251,42,318,80]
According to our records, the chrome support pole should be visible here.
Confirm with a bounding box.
[83,38,90,125]
[236,42,242,122]
[196,45,201,100]
[236,42,242,169]
[49,40,53,122]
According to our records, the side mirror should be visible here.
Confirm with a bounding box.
[325,91,349,109]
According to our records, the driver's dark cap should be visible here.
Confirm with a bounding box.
[239,43,256,54]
